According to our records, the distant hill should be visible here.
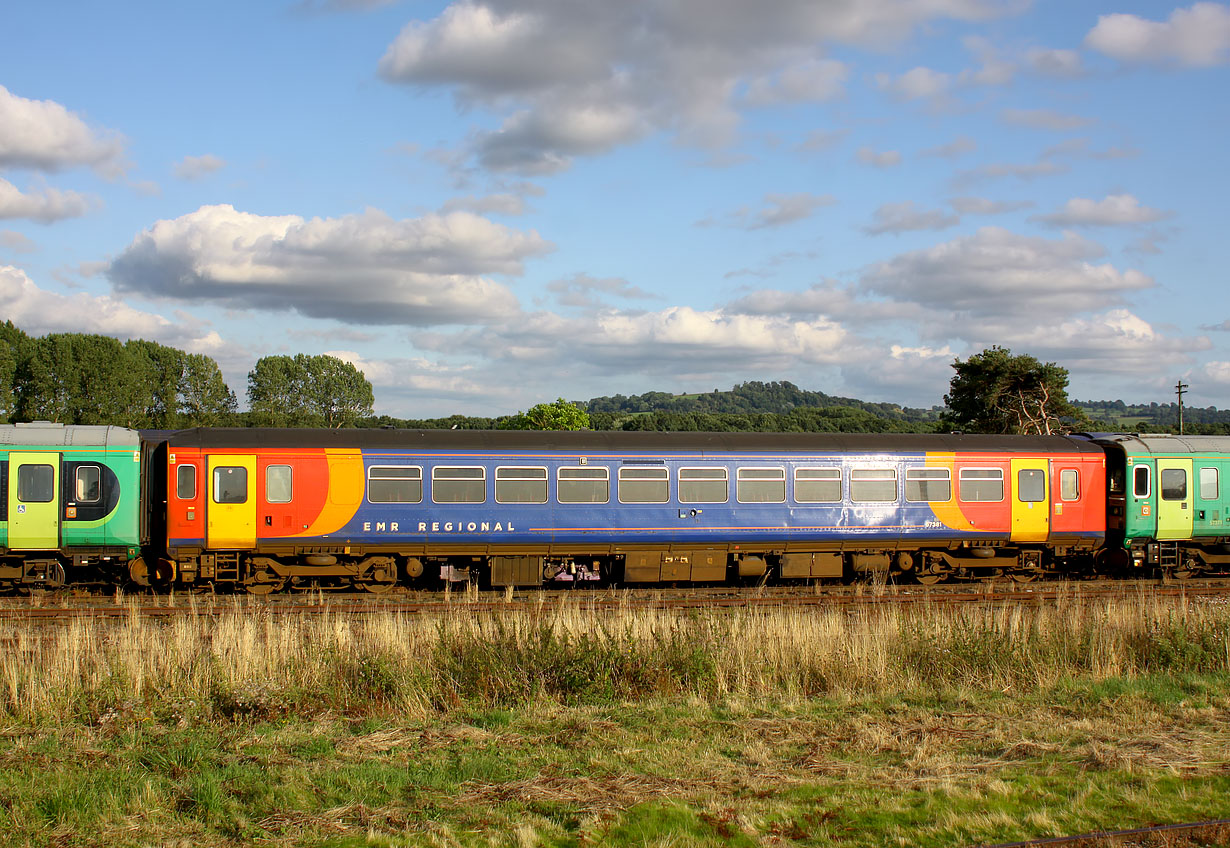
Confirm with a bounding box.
[1075,400,1230,434]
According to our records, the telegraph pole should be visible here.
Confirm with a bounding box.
[1175,379,1188,435]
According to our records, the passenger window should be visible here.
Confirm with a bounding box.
[1060,469,1080,501]
[851,468,897,503]
[176,464,197,500]
[679,467,728,503]
[905,468,950,503]
[1200,467,1218,500]
[266,465,293,504]
[1017,469,1046,503]
[1133,465,1150,498]
[432,466,485,504]
[618,467,669,504]
[17,465,54,503]
[1161,468,1187,501]
[212,466,248,504]
[76,466,101,503]
[795,467,841,502]
[368,466,423,503]
[496,467,548,504]
[558,467,609,504]
[737,468,786,503]
[960,468,1003,502]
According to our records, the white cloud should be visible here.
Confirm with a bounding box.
[921,136,977,158]
[704,192,836,230]
[1085,3,1230,67]
[1,230,37,253]
[0,177,94,222]
[1026,47,1087,77]
[1034,194,1172,228]
[1000,108,1094,131]
[0,85,126,175]
[106,204,552,325]
[547,273,660,308]
[865,201,960,235]
[173,154,226,180]
[949,196,1033,215]
[875,66,952,100]
[745,59,848,105]
[856,146,902,168]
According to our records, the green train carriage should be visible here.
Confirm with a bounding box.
[1091,433,1230,577]
[0,423,144,589]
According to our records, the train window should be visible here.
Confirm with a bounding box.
[75,466,101,503]
[558,467,609,503]
[176,464,196,500]
[1133,465,1150,498]
[1060,469,1080,501]
[850,468,897,503]
[905,468,950,502]
[266,465,293,504]
[17,465,54,503]
[1017,468,1046,503]
[959,468,1003,502]
[679,467,728,503]
[496,467,548,504]
[368,466,422,503]
[432,466,485,503]
[1200,467,1219,500]
[738,467,786,503]
[212,466,248,504]
[1161,468,1187,501]
[795,467,841,502]
[618,467,669,503]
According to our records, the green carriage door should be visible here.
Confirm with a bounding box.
[1156,458,1194,541]
[8,452,61,550]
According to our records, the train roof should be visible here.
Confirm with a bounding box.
[1087,432,1230,456]
[150,427,1106,455]
[0,423,140,448]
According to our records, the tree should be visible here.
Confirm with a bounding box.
[0,320,27,423]
[942,346,1088,435]
[248,353,373,428]
[178,353,237,427]
[500,398,590,430]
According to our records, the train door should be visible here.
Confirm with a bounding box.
[1010,458,1049,542]
[7,452,60,550]
[1156,458,1194,541]
[207,455,256,549]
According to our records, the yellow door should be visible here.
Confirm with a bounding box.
[1156,458,1194,541]
[207,455,256,549]
[9,452,60,550]
[1010,458,1049,543]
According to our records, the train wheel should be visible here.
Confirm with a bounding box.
[915,558,950,585]
[1008,570,1040,584]
[359,578,397,594]
[244,567,285,595]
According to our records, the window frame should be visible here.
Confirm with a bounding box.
[17,464,54,503]
[850,467,899,503]
[367,465,423,504]
[556,466,610,504]
[959,467,1005,503]
[794,466,842,503]
[1199,467,1219,501]
[495,465,549,505]
[266,464,293,504]
[1059,468,1080,502]
[678,466,729,504]
[1160,467,1188,502]
[1133,464,1151,499]
[75,465,102,504]
[1016,468,1047,504]
[431,465,487,504]
[212,466,249,505]
[617,465,670,504]
[904,467,951,503]
[736,466,786,504]
[176,464,197,501]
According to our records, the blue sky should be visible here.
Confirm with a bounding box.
[2,0,1229,417]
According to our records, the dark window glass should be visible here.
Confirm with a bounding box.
[76,466,101,503]
[960,468,1003,502]
[1017,468,1046,503]
[737,468,785,503]
[432,466,485,503]
[795,467,841,503]
[1199,467,1218,500]
[266,465,293,504]
[679,467,728,503]
[213,466,248,504]
[558,467,608,503]
[850,468,897,502]
[496,467,548,504]
[368,466,422,503]
[17,465,54,503]
[1161,468,1187,501]
[1060,469,1080,501]
[905,468,950,502]
[1133,465,1150,498]
[176,465,196,500]
[619,467,669,503]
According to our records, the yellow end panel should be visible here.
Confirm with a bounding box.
[207,455,257,549]
[924,453,971,531]
[9,452,61,550]
[1010,458,1049,543]
[1156,458,1194,541]
[297,449,365,537]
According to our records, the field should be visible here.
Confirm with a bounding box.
[1,589,1229,847]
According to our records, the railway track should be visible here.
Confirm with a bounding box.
[2,577,1228,622]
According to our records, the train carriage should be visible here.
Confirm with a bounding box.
[149,428,1107,592]
[0,423,144,589]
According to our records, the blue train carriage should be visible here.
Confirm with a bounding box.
[160,429,1106,592]
[0,423,145,590]
[1090,433,1230,578]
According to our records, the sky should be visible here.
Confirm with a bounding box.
[2,1,1229,418]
